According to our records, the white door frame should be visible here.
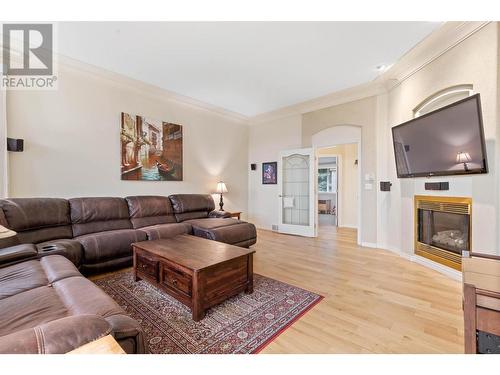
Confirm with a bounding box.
[278,147,317,237]
[312,126,362,245]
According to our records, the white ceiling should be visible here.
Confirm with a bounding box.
[56,22,441,117]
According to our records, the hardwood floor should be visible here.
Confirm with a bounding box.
[254,226,464,353]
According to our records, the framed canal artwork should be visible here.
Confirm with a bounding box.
[120,112,183,181]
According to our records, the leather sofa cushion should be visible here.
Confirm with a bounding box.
[187,219,257,246]
[75,229,146,263]
[16,226,74,245]
[0,260,48,300]
[53,276,124,318]
[185,218,241,229]
[169,194,215,222]
[139,222,192,240]
[0,256,80,301]
[0,198,73,246]
[0,255,147,353]
[193,223,257,245]
[125,196,176,228]
[0,198,71,232]
[0,285,68,337]
[69,197,132,236]
[39,254,82,283]
[0,315,112,354]
[0,244,37,266]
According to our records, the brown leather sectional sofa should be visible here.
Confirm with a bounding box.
[0,255,145,354]
[0,194,257,353]
[0,194,257,272]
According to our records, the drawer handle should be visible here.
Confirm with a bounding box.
[172,279,178,285]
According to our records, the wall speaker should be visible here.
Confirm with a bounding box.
[7,138,24,152]
[380,181,392,191]
[425,182,449,191]
[250,163,257,171]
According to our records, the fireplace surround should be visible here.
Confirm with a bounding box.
[414,195,472,271]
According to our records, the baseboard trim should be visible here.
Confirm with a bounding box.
[410,254,462,281]
[375,244,461,281]
[339,224,358,229]
[361,242,377,248]
[378,244,403,256]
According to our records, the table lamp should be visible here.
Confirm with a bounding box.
[216,181,228,211]
[456,151,471,171]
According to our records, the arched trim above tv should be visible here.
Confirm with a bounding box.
[413,84,474,118]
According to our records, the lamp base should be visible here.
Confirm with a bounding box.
[219,194,224,211]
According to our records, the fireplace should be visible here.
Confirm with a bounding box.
[414,195,472,271]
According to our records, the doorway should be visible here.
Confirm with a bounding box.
[317,153,338,227]
[316,144,358,231]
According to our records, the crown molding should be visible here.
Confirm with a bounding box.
[3,21,490,127]
[57,54,250,125]
[376,21,491,90]
[249,21,491,125]
[249,81,386,125]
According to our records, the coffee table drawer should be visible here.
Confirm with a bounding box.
[160,264,192,296]
[136,254,159,280]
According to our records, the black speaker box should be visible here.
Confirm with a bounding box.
[425,182,449,191]
[7,138,24,152]
[250,163,257,171]
[380,181,392,191]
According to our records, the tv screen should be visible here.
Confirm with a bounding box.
[392,94,488,178]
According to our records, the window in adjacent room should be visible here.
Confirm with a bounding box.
[318,167,337,193]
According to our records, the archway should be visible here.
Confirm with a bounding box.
[312,125,362,245]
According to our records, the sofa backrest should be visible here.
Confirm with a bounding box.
[125,196,176,229]
[69,197,132,237]
[0,198,73,248]
[168,194,215,222]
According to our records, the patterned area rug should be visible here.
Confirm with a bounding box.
[94,271,322,354]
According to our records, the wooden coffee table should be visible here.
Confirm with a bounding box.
[132,235,255,321]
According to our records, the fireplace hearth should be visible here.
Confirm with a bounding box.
[414,195,471,271]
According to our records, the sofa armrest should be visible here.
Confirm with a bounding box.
[0,315,111,354]
[0,243,37,267]
[105,314,147,354]
[209,210,231,219]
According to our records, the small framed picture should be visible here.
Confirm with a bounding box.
[262,162,277,184]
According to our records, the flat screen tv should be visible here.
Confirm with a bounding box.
[392,93,488,178]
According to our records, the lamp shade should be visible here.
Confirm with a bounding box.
[456,152,471,163]
[0,225,16,239]
[216,181,228,193]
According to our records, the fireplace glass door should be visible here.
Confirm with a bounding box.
[418,209,470,254]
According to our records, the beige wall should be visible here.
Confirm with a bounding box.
[247,114,302,228]
[317,144,358,228]
[302,96,377,244]
[6,63,249,214]
[248,22,500,258]
[384,22,499,255]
